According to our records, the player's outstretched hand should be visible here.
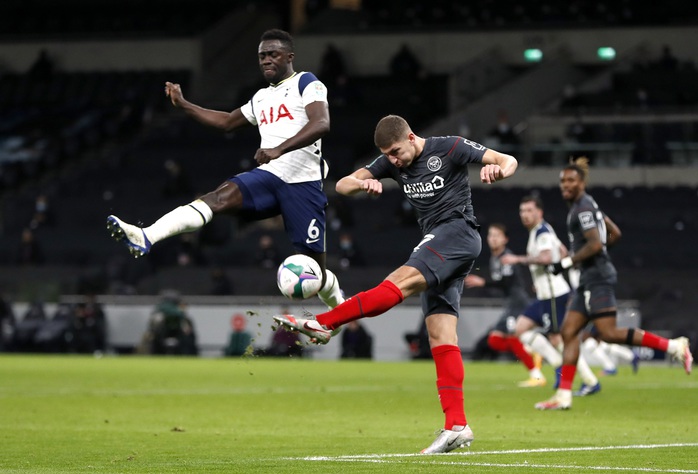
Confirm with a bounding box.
[165,82,184,107]
[480,164,504,184]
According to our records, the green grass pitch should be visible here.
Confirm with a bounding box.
[1,354,696,473]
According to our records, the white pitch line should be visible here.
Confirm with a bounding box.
[301,459,698,473]
[281,443,698,472]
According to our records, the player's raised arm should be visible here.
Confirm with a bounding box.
[264,100,330,161]
[480,148,518,184]
[336,168,382,196]
[165,82,249,132]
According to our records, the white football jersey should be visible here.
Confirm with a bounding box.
[240,71,328,183]
[526,221,571,300]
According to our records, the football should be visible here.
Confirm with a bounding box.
[276,254,323,300]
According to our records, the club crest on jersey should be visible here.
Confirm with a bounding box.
[427,156,442,172]
[258,104,294,125]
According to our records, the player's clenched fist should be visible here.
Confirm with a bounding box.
[360,178,382,196]
[480,164,504,184]
[165,82,184,107]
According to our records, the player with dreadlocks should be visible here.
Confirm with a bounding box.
[535,157,693,410]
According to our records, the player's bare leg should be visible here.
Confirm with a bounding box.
[106,180,241,257]
[594,316,693,375]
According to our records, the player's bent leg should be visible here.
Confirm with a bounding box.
[491,332,547,387]
[106,215,152,258]
[200,179,244,213]
[316,280,405,330]
[596,317,693,375]
[317,268,345,310]
[144,200,213,243]
[107,199,213,259]
[520,329,563,368]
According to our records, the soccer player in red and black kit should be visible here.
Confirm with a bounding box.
[535,157,693,410]
[275,114,518,453]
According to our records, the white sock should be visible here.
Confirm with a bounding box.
[317,269,345,309]
[520,331,562,367]
[143,200,213,244]
[605,343,636,364]
[583,338,616,372]
[576,354,599,386]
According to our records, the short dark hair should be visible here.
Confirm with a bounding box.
[374,115,411,149]
[521,194,543,210]
[489,222,508,237]
[260,29,294,52]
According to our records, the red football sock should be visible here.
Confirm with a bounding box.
[432,344,466,430]
[316,280,404,330]
[506,336,535,370]
[559,364,577,390]
[487,334,535,370]
[641,331,669,352]
[487,333,509,352]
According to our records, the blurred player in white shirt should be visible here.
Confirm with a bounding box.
[501,195,600,394]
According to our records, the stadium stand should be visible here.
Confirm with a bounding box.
[0,0,253,39]
[0,0,696,354]
[303,1,698,33]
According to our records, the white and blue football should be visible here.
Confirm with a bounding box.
[276,254,323,300]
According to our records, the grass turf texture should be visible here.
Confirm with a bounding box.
[1,355,696,473]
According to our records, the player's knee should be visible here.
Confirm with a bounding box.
[596,328,622,344]
[519,330,537,346]
[514,317,534,337]
[203,185,242,213]
[427,326,458,347]
[560,326,578,344]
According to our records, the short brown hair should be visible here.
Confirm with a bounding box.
[521,194,543,210]
[374,115,411,149]
[489,222,508,237]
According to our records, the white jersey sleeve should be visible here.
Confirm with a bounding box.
[239,71,328,183]
[527,222,571,300]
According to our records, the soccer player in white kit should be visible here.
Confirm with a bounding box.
[106,29,344,308]
[501,195,601,395]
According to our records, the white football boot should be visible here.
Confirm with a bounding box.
[421,425,474,454]
[106,215,151,258]
[669,337,693,375]
[534,390,572,410]
[273,314,332,344]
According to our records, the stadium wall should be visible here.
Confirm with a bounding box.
[11,297,639,361]
[0,26,696,74]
